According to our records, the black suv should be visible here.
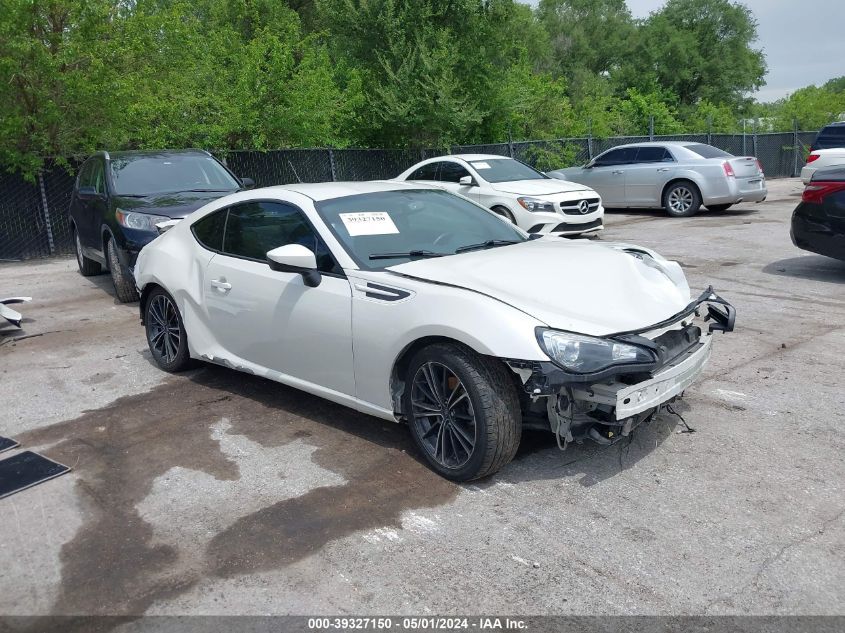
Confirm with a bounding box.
[811,122,845,151]
[69,150,252,302]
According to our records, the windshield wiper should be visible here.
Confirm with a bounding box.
[368,250,447,261]
[455,239,520,254]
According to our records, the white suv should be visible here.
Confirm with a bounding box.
[396,154,604,236]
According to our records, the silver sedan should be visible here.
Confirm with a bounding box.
[548,142,767,217]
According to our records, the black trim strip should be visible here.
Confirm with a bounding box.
[364,282,411,301]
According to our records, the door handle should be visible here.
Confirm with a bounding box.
[657,167,671,172]
[210,278,232,291]
[612,170,624,175]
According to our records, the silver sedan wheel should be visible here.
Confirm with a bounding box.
[668,186,695,214]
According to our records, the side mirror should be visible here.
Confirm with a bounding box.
[239,177,255,190]
[78,186,98,198]
[459,175,477,187]
[266,244,322,287]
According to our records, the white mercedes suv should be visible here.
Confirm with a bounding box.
[396,154,604,236]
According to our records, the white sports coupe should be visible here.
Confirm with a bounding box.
[396,154,604,236]
[134,181,735,481]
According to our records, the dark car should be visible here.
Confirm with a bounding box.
[69,150,252,302]
[791,166,845,261]
[810,122,845,152]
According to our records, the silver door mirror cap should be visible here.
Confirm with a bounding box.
[459,175,477,186]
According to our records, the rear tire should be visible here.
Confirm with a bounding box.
[706,204,732,212]
[73,226,102,276]
[107,237,140,303]
[404,343,521,481]
[663,181,701,217]
[492,206,516,224]
[144,287,192,372]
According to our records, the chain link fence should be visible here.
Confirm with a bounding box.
[0,130,819,261]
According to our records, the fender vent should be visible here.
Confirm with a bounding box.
[363,282,411,302]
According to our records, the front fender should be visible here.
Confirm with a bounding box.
[349,271,548,411]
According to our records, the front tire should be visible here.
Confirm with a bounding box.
[106,237,140,302]
[144,287,192,372]
[663,181,701,217]
[73,226,102,276]
[404,343,521,481]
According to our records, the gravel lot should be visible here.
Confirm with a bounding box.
[1,178,844,618]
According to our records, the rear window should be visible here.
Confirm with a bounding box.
[683,144,732,159]
[814,125,845,150]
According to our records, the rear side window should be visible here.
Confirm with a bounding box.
[437,162,471,183]
[635,147,674,163]
[191,209,228,253]
[91,160,106,195]
[408,163,438,180]
[192,209,227,251]
[684,143,732,159]
[222,201,340,274]
[78,161,95,189]
[595,147,637,166]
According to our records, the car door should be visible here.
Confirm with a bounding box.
[70,160,94,247]
[584,148,636,206]
[202,200,355,396]
[72,159,108,250]
[435,161,477,199]
[624,146,676,206]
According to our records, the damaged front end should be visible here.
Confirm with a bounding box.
[505,287,735,448]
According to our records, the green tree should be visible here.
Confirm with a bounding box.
[767,83,845,131]
[621,0,766,109]
[0,0,124,173]
[536,0,635,99]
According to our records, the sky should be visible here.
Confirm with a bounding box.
[524,0,845,102]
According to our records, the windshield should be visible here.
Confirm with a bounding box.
[316,189,526,269]
[683,144,732,159]
[110,154,240,196]
[469,158,547,183]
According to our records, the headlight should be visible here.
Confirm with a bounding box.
[538,329,656,374]
[115,209,172,231]
[517,197,556,213]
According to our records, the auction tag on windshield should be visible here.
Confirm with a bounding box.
[339,212,399,236]
[472,161,491,170]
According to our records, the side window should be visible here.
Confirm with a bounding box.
[408,163,438,180]
[222,201,341,274]
[635,147,674,163]
[438,162,471,183]
[595,147,637,167]
[191,208,227,251]
[78,161,94,189]
[91,159,106,195]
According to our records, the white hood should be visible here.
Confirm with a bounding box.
[490,179,591,196]
[387,239,691,336]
